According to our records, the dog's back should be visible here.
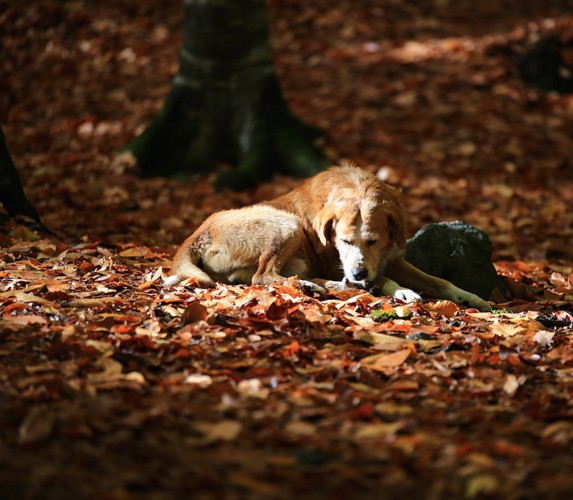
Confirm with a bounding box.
[167,204,302,286]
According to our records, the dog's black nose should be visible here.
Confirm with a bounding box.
[352,267,368,281]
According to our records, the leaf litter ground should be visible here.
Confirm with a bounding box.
[1,0,573,498]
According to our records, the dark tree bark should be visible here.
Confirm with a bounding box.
[127,0,327,190]
[0,124,44,227]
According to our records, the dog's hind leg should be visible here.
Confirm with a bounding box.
[251,227,303,286]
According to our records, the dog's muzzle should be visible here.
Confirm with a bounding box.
[351,267,368,281]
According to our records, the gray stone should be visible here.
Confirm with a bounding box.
[405,221,501,300]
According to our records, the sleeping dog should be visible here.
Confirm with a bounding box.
[165,163,490,310]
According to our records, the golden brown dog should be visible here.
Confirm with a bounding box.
[166,163,490,310]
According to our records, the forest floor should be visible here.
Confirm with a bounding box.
[1,0,573,498]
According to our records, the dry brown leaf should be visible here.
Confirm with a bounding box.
[466,474,499,498]
[229,473,280,496]
[426,300,459,317]
[302,307,325,323]
[88,357,123,383]
[354,422,403,440]
[181,301,208,324]
[490,321,527,338]
[138,266,164,290]
[285,421,317,436]
[532,330,556,347]
[1,314,47,325]
[354,331,408,351]
[0,290,52,305]
[195,420,242,443]
[502,374,520,395]
[124,371,146,384]
[185,374,213,387]
[361,349,411,372]
[18,406,55,444]
[119,246,154,258]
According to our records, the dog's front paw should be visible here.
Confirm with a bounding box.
[298,279,327,295]
[393,288,422,303]
[194,277,216,288]
[445,286,491,311]
[323,279,353,291]
[459,292,491,311]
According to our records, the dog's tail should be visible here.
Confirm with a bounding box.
[164,241,215,288]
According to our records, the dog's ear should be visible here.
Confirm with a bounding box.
[313,208,335,247]
[378,185,407,249]
[387,209,406,249]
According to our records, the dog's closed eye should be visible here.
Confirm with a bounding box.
[366,239,377,246]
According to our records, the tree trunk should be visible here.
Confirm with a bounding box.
[127,0,327,190]
[0,124,44,227]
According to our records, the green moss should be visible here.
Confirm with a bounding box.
[371,309,398,322]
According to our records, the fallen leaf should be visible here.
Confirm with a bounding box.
[237,378,270,399]
[466,474,499,498]
[138,266,164,289]
[195,420,242,443]
[426,300,459,317]
[394,305,412,318]
[124,371,146,384]
[353,422,404,440]
[88,357,123,383]
[354,331,408,350]
[18,406,55,444]
[185,373,213,387]
[285,421,317,436]
[502,374,519,396]
[490,321,527,337]
[119,246,155,258]
[181,301,208,324]
[0,290,52,305]
[302,307,325,323]
[361,349,411,372]
[532,330,556,347]
[1,314,47,325]
[229,473,280,496]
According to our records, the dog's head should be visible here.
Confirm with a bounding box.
[313,179,406,286]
